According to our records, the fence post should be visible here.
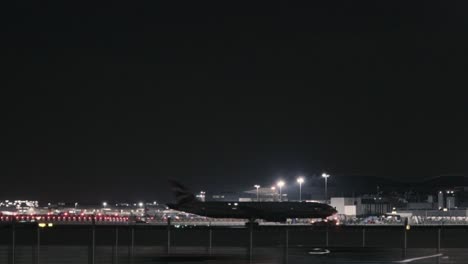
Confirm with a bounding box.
[403,228,407,258]
[248,222,253,261]
[114,227,118,264]
[167,218,171,254]
[325,226,329,247]
[36,227,40,264]
[362,228,366,247]
[11,224,15,264]
[129,226,134,264]
[437,228,441,253]
[284,225,289,264]
[90,225,95,264]
[208,225,212,255]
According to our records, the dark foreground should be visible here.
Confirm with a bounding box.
[1,224,468,263]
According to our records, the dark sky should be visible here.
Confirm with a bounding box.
[1,1,467,203]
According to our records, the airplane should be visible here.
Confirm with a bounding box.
[166,181,337,223]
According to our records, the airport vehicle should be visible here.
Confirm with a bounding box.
[167,181,337,223]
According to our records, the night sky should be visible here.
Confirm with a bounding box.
[2,1,467,203]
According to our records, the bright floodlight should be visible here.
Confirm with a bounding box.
[254,185,261,201]
[102,202,107,207]
[138,202,144,207]
[297,177,304,201]
[277,180,285,187]
[277,180,285,202]
[271,186,276,190]
[322,173,330,200]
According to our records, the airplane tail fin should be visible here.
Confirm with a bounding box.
[169,180,197,205]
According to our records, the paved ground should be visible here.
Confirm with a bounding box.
[1,224,468,263]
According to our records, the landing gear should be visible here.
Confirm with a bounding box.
[245,219,259,227]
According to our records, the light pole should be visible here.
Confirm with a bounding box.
[254,185,260,201]
[322,173,330,201]
[297,177,304,202]
[277,181,285,202]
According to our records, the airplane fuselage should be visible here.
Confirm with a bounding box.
[167,201,336,222]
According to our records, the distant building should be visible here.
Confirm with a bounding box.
[359,196,392,216]
[438,191,444,209]
[331,196,392,216]
[0,200,38,208]
[197,187,290,202]
[211,195,226,201]
[209,192,240,201]
[446,196,456,209]
[243,187,285,201]
[427,195,434,203]
[330,197,358,216]
[196,191,206,202]
[406,202,433,210]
